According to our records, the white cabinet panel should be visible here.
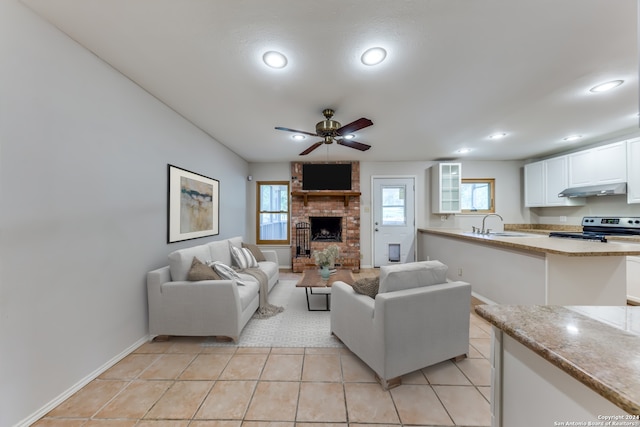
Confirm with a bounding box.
[568,149,594,187]
[627,138,640,204]
[524,161,544,207]
[431,163,461,213]
[544,155,584,206]
[524,157,585,207]
[568,141,627,187]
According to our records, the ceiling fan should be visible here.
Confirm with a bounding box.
[275,108,373,155]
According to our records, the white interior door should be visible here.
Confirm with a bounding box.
[372,177,416,267]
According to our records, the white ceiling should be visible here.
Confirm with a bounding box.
[21,0,639,163]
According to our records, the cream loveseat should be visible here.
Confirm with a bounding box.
[147,236,279,341]
[330,261,471,389]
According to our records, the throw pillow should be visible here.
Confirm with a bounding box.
[210,261,247,286]
[352,277,380,299]
[187,257,222,281]
[230,245,258,269]
[242,242,267,262]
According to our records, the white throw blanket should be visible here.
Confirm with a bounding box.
[239,268,284,318]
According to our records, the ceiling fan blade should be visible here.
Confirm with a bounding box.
[337,139,371,151]
[275,126,318,137]
[336,118,373,136]
[299,141,324,155]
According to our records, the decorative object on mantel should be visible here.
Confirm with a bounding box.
[314,244,340,279]
[167,164,219,243]
[275,108,373,155]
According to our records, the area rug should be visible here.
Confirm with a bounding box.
[202,279,344,348]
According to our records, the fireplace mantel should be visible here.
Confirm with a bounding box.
[291,190,361,207]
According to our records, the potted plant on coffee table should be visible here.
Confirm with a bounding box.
[314,244,340,279]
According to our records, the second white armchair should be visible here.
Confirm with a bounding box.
[330,260,471,389]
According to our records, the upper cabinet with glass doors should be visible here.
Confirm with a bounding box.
[431,163,461,213]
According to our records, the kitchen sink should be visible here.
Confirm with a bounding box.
[464,231,544,238]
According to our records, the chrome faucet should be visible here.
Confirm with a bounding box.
[481,213,503,234]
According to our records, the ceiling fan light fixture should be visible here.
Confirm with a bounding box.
[343,134,355,139]
[361,47,387,66]
[263,51,288,69]
[589,80,623,93]
[292,134,306,141]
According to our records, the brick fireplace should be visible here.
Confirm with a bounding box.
[290,161,360,272]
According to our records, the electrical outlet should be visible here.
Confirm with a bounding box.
[458,267,463,277]
[441,215,447,222]
[559,216,567,222]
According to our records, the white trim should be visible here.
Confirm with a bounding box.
[472,291,497,305]
[14,335,150,427]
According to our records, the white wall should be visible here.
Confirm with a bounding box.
[0,2,248,426]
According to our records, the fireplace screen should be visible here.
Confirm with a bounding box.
[310,217,342,242]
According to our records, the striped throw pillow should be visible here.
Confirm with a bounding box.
[230,245,258,269]
[210,261,247,286]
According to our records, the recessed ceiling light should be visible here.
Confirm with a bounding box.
[361,47,387,66]
[263,51,288,69]
[489,132,507,140]
[292,134,306,141]
[589,80,623,93]
[563,135,582,142]
[343,134,355,140]
[456,148,472,154]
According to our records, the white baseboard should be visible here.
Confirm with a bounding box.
[472,291,497,305]
[15,334,150,427]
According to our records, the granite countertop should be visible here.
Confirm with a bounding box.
[475,304,640,415]
[418,227,640,256]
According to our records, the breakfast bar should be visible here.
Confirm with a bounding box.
[475,304,640,426]
[418,228,640,305]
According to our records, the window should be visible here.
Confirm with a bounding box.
[381,185,407,226]
[256,181,290,244]
[460,178,495,213]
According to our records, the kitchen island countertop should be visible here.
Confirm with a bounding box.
[475,304,640,415]
[418,227,640,256]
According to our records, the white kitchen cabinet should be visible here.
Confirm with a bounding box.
[493,332,627,427]
[627,137,640,204]
[431,162,461,213]
[524,161,544,207]
[544,155,584,206]
[524,157,584,207]
[568,140,627,187]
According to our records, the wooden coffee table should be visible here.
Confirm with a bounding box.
[295,269,355,311]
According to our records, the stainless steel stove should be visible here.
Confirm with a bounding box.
[549,216,640,243]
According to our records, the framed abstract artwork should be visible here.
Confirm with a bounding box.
[168,164,219,243]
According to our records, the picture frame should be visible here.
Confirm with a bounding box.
[167,164,219,243]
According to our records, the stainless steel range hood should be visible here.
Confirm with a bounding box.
[558,182,627,198]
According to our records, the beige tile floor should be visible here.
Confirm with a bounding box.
[34,271,493,427]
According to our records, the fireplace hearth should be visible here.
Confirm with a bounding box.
[310,217,342,242]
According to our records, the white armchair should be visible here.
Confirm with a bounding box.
[330,261,471,389]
